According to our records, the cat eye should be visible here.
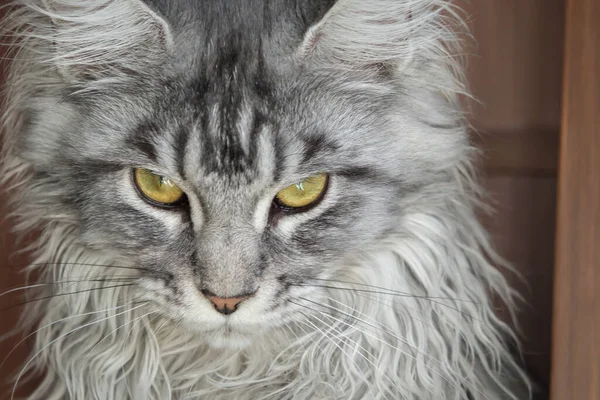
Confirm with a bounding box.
[133,168,185,207]
[274,173,328,210]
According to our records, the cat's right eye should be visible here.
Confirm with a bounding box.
[133,168,186,207]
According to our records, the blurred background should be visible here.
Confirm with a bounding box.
[1,1,598,399]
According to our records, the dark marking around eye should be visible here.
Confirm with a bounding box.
[130,121,160,162]
[275,274,294,300]
[175,125,190,180]
[81,203,165,248]
[267,206,285,228]
[188,250,201,279]
[336,166,382,181]
[71,160,125,175]
[290,230,323,253]
[189,250,199,266]
[256,252,268,277]
[301,135,340,164]
[160,271,176,292]
[67,160,125,189]
[315,206,348,226]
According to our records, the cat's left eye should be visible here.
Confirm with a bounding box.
[274,173,329,210]
[133,168,185,207]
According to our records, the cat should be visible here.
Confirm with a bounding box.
[1,0,532,399]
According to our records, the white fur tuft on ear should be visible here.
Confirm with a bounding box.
[6,0,173,82]
[298,0,463,71]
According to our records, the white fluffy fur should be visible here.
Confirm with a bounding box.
[1,1,531,399]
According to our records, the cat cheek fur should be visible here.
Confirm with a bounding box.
[0,1,533,399]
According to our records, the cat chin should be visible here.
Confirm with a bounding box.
[176,319,259,349]
[201,329,255,349]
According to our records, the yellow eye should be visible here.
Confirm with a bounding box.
[275,173,328,209]
[133,168,185,206]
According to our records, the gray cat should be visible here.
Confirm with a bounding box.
[1,0,531,399]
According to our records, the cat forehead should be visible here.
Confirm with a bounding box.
[123,63,381,186]
[131,76,324,184]
[128,57,348,182]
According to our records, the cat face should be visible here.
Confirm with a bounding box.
[13,0,466,348]
[48,74,406,348]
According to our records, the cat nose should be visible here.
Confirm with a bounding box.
[200,289,254,315]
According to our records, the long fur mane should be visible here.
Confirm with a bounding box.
[1,1,532,399]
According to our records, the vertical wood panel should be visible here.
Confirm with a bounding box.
[551,0,600,399]
[460,0,564,133]
[482,176,557,388]
[458,0,565,390]
[0,207,33,398]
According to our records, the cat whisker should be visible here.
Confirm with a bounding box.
[298,296,490,400]
[257,325,315,400]
[152,315,172,335]
[301,296,451,369]
[295,309,383,396]
[0,278,139,297]
[10,302,149,400]
[5,261,154,273]
[289,317,328,381]
[349,290,442,331]
[300,307,391,389]
[298,282,483,322]
[310,277,479,303]
[315,308,417,396]
[0,283,136,313]
[299,281,453,332]
[264,324,307,378]
[321,297,487,397]
[0,299,145,372]
[299,303,441,396]
[83,309,157,366]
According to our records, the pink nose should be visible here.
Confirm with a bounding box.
[201,290,253,315]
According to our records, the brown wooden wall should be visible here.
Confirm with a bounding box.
[551,0,600,398]
[458,1,564,392]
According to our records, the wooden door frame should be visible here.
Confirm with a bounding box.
[551,0,600,399]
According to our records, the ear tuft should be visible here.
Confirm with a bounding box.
[298,0,462,73]
[18,0,173,82]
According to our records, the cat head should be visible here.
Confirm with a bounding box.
[3,0,468,348]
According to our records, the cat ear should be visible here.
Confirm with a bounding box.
[298,0,457,73]
[38,0,173,82]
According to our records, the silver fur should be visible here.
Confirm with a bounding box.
[1,1,532,399]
